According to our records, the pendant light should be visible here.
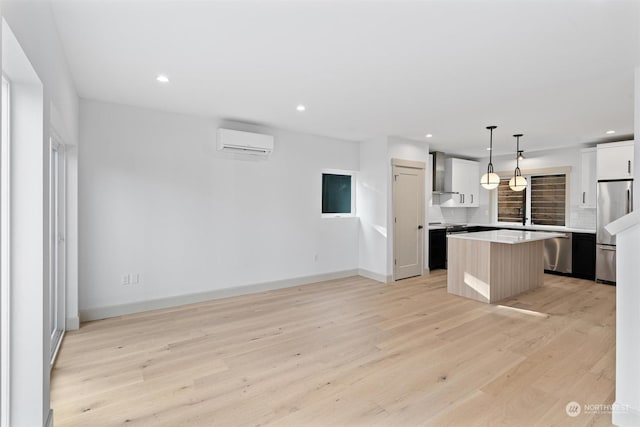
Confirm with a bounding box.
[509,134,527,191]
[480,125,500,190]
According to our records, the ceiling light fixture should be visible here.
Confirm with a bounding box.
[480,126,500,190]
[425,134,433,138]
[296,104,306,112]
[509,134,527,192]
[156,74,169,83]
[517,150,525,161]
[606,130,615,135]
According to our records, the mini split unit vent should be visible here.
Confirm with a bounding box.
[217,128,274,155]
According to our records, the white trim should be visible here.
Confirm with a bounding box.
[65,316,79,331]
[612,401,640,426]
[45,410,53,427]
[606,211,640,236]
[0,72,11,427]
[321,169,357,217]
[49,331,64,368]
[48,134,66,362]
[358,268,390,283]
[391,158,426,169]
[80,269,360,322]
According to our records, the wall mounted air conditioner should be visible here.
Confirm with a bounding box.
[217,128,274,155]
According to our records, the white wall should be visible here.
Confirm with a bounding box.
[8,79,45,427]
[356,136,429,281]
[635,67,640,206]
[1,0,80,328]
[1,1,79,425]
[614,64,640,427]
[357,136,388,280]
[79,100,360,314]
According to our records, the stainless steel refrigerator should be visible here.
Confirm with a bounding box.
[596,179,633,283]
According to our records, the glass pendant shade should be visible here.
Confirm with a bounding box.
[481,172,500,190]
[510,133,527,192]
[481,125,499,190]
[509,175,527,191]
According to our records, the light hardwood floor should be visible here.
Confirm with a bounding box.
[51,271,616,426]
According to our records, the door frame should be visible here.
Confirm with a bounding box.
[49,131,66,364]
[391,158,426,281]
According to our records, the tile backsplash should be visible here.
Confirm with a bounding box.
[570,207,596,230]
[428,205,468,224]
[429,203,596,230]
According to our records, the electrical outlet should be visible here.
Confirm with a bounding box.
[132,273,140,284]
[121,275,130,285]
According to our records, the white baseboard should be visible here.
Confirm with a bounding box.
[79,269,360,322]
[358,268,391,283]
[65,316,80,330]
[612,401,640,426]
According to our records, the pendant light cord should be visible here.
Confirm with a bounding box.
[514,134,523,177]
[487,126,496,175]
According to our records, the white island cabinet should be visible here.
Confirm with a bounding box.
[447,230,563,303]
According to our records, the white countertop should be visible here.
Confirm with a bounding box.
[428,223,595,234]
[447,230,565,244]
[474,223,595,234]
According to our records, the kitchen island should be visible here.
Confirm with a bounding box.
[447,230,563,303]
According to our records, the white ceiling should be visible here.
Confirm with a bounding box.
[51,0,639,157]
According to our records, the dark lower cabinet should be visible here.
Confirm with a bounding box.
[572,232,596,280]
[429,229,446,270]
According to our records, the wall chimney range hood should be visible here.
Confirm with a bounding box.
[431,151,458,194]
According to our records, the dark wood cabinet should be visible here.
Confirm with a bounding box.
[475,226,497,232]
[429,229,447,270]
[572,232,596,280]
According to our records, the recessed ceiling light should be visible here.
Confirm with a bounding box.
[425,134,433,138]
[486,147,492,151]
[606,130,615,135]
[156,74,169,83]
[296,104,306,112]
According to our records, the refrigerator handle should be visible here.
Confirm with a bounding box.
[626,189,631,214]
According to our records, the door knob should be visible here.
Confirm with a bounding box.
[418,225,424,230]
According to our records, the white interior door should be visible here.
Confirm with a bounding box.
[49,136,66,362]
[392,160,425,280]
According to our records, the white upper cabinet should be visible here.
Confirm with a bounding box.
[580,148,597,208]
[597,141,634,180]
[442,158,480,207]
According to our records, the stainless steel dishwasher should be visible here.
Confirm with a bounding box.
[543,232,572,274]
